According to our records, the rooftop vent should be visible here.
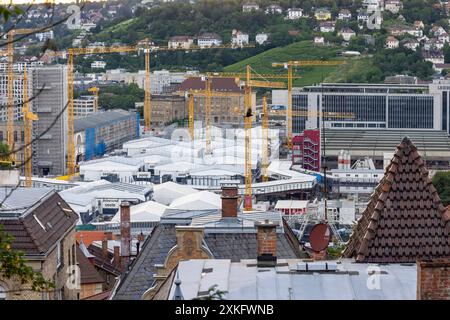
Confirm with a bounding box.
[297,261,338,272]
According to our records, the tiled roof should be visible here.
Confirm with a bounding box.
[178,77,243,93]
[76,246,104,285]
[0,190,78,255]
[76,231,115,247]
[343,137,450,263]
[87,244,122,276]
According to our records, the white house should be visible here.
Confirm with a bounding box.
[403,39,420,51]
[362,0,382,12]
[339,27,356,41]
[314,36,325,45]
[265,4,283,14]
[386,36,399,49]
[405,27,423,38]
[231,29,249,47]
[168,36,194,50]
[197,33,222,48]
[286,8,303,20]
[338,9,352,20]
[438,32,450,44]
[255,32,269,45]
[430,26,447,37]
[385,0,403,14]
[242,2,259,12]
[91,61,106,69]
[319,21,335,33]
[35,30,54,41]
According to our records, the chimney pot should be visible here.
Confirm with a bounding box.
[120,201,131,261]
[102,236,108,260]
[221,185,239,219]
[113,246,121,270]
[255,220,279,267]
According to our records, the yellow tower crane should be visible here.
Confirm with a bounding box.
[271,60,346,149]
[5,29,41,162]
[261,96,269,182]
[66,44,138,175]
[208,66,287,211]
[88,86,99,112]
[178,79,243,151]
[22,66,39,187]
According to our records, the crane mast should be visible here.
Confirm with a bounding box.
[262,96,269,182]
[6,31,14,161]
[205,77,212,154]
[22,66,38,187]
[144,39,151,132]
[244,65,253,211]
[188,94,195,140]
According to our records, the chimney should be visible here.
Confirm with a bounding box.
[417,258,450,300]
[120,201,131,260]
[105,231,113,240]
[113,246,121,270]
[136,232,145,256]
[102,235,109,260]
[221,184,239,219]
[255,220,278,267]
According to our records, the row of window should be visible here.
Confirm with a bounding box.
[0,130,25,142]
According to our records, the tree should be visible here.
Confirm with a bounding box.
[0,226,54,292]
[432,171,450,207]
[0,2,68,295]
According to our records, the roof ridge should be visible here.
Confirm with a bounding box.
[343,137,450,263]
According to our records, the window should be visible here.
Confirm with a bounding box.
[56,242,62,269]
[0,285,6,300]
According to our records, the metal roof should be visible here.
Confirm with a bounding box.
[170,258,417,300]
[0,187,54,217]
[74,109,136,132]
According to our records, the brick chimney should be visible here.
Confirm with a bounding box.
[113,246,121,270]
[417,258,450,300]
[120,201,131,261]
[221,184,239,219]
[255,220,278,267]
[102,235,109,260]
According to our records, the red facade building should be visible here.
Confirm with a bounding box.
[292,129,321,172]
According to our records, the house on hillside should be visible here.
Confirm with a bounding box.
[286,8,303,20]
[402,38,420,51]
[255,32,269,45]
[314,36,325,45]
[197,33,222,48]
[338,9,352,20]
[231,29,249,47]
[242,2,259,12]
[265,4,283,14]
[339,27,356,41]
[168,36,194,50]
[314,8,331,21]
[386,36,399,49]
[385,0,403,14]
[319,21,336,33]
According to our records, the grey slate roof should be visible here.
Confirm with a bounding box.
[113,223,178,300]
[74,109,135,132]
[113,215,304,300]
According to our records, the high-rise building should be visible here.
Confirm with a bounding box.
[0,65,68,176]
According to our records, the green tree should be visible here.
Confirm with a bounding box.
[432,171,450,207]
[0,226,55,292]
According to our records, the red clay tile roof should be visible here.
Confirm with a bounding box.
[343,137,450,263]
[1,191,78,255]
[76,246,104,285]
[81,290,111,300]
[178,77,242,93]
[76,231,115,246]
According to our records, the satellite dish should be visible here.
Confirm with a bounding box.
[309,223,331,252]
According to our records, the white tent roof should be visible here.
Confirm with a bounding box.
[111,200,168,223]
[169,190,221,210]
[153,181,199,205]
